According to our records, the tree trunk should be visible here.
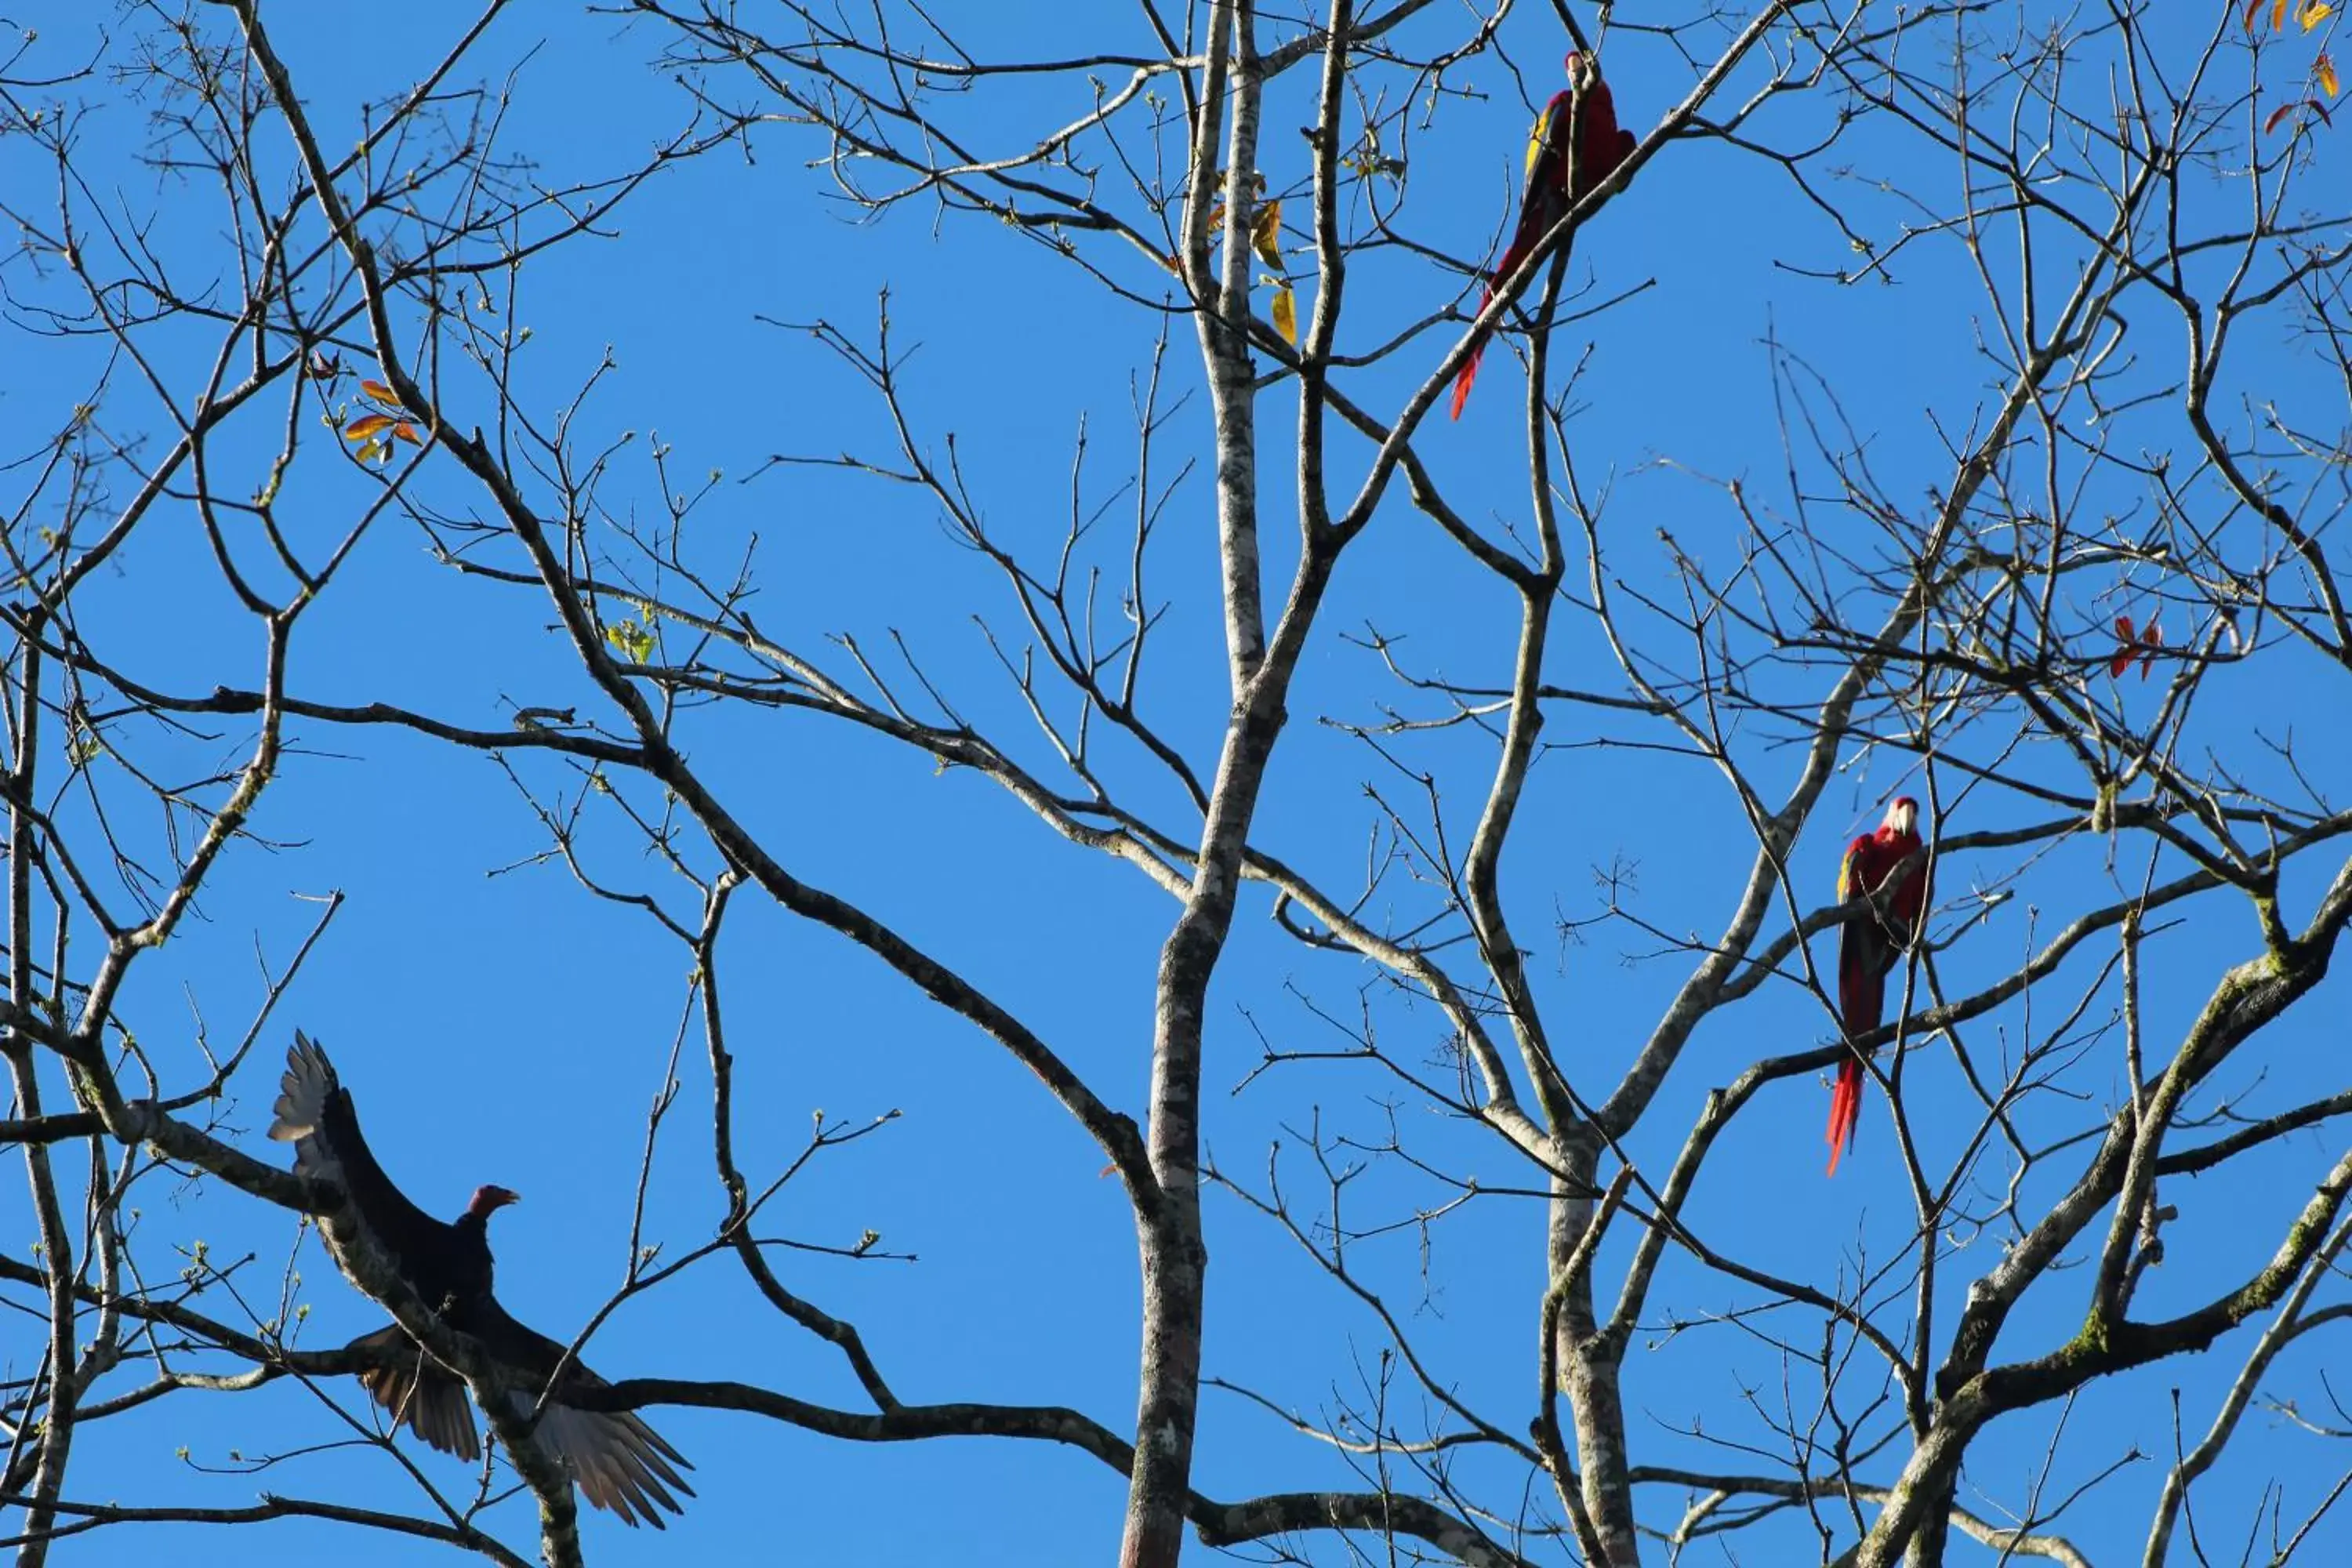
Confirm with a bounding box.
[1552,1148,1641,1565]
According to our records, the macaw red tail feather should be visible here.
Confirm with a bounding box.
[1825,1054,1864,1176]
[1454,220,1540,420]
[1450,343,1485,419]
[1829,942,1886,1178]
[1451,274,1508,420]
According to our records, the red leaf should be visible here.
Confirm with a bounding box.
[390,421,423,445]
[2107,614,2140,678]
[2266,101,2299,134]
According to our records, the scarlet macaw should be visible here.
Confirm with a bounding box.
[1826,797,1928,1175]
[1450,51,1637,420]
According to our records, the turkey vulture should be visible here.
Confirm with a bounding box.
[270,1033,515,1458]
[269,1032,517,1316]
[269,1036,693,1526]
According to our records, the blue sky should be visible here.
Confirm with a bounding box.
[5,1,2350,1563]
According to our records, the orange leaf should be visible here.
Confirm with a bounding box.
[390,421,423,445]
[343,413,395,441]
[2266,101,2298,133]
[2276,0,2292,31]
[359,378,400,405]
[2321,53,2342,98]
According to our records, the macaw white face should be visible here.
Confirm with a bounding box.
[1887,797,1919,837]
[1566,52,1593,93]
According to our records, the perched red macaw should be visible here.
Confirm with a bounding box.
[1450,50,1637,420]
[1826,797,1929,1175]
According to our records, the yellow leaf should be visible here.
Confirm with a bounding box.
[603,620,656,662]
[1250,198,1283,268]
[343,413,394,441]
[2303,0,2336,28]
[2322,52,2342,97]
[1271,283,1297,345]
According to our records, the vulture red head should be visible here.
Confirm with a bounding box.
[466,1184,521,1218]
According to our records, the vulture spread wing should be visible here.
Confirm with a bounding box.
[470,1297,696,1529]
[347,1298,695,1527]
[347,1323,482,1462]
[268,1033,497,1314]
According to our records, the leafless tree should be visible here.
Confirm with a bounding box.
[3,1,2351,1564]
